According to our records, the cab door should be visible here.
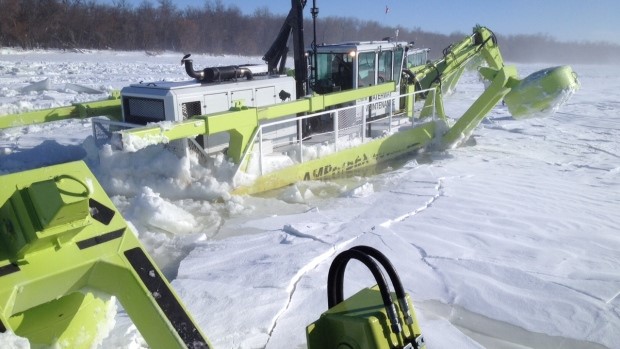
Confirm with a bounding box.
[356,50,394,120]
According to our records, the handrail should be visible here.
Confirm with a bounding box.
[237,87,437,178]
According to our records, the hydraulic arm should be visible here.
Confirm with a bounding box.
[411,26,504,94]
[263,0,308,97]
[406,26,578,147]
[409,26,506,121]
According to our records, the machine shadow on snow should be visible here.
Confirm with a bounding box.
[0,140,87,172]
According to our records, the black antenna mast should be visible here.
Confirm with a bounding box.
[311,0,319,87]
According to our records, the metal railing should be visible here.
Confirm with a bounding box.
[91,87,437,179]
[239,87,437,177]
[92,117,138,147]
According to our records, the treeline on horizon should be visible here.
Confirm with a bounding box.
[1,0,618,64]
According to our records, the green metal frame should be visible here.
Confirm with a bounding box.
[442,65,519,145]
[0,161,211,349]
[233,121,436,195]
[0,94,121,129]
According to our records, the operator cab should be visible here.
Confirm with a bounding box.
[310,41,409,94]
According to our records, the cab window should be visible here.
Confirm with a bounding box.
[378,51,393,83]
[315,52,354,92]
[357,51,376,87]
[393,47,404,85]
[406,50,428,68]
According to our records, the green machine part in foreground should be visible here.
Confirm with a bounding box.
[0,161,211,349]
[308,246,426,349]
[308,287,424,349]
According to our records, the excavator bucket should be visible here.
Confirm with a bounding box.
[504,65,580,118]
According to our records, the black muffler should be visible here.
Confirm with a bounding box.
[182,54,253,83]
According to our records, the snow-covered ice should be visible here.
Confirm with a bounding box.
[1,49,619,349]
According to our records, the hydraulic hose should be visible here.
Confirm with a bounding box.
[442,43,454,58]
[327,248,402,334]
[403,69,426,98]
[474,27,498,53]
[350,246,415,325]
[402,68,416,84]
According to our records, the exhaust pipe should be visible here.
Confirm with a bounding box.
[181,54,253,83]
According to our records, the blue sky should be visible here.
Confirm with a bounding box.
[118,0,619,44]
